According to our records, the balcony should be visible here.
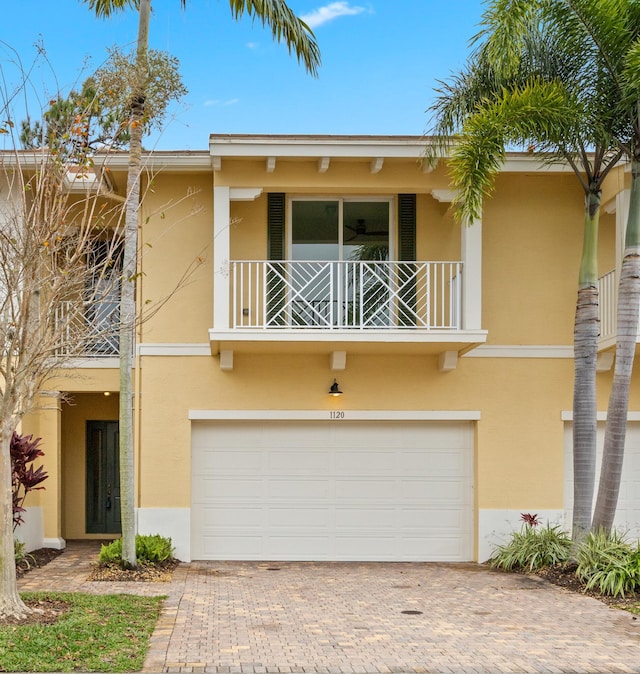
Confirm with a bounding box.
[598,269,617,348]
[210,259,487,368]
[231,260,463,330]
[55,300,120,359]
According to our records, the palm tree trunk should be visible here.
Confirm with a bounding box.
[592,160,640,533]
[119,0,150,569]
[572,193,601,540]
[0,421,30,618]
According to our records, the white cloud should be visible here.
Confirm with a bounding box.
[300,2,367,29]
[203,98,239,108]
[246,42,259,50]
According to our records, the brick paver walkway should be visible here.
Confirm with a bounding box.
[17,542,640,673]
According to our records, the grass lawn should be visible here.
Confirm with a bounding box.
[0,592,164,672]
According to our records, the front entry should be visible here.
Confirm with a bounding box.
[86,420,121,534]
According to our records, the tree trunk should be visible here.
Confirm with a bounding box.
[0,422,30,619]
[592,161,640,533]
[572,195,600,540]
[119,0,151,569]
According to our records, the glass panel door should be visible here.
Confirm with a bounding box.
[290,199,391,327]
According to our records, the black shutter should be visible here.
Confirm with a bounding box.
[397,194,417,326]
[398,194,416,261]
[267,193,286,325]
[267,193,286,260]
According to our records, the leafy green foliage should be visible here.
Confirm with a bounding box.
[576,530,640,597]
[489,521,572,571]
[99,534,175,566]
[20,47,187,159]
[94,46,187,134]
[13,540,33,565]
[11,432,48,531]
[0,592,163,672]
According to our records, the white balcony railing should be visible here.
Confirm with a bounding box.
[598,269,617,343]
[55,300,120,357]
[231,260,463,330]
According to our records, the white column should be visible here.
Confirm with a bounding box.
[616,188,631,273]
[461,215,482,330]
[213,186,231,330]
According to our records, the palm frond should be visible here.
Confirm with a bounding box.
[227,0,321,77]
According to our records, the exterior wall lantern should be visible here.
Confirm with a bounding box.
[329,379,343,396]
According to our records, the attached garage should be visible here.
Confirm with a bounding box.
[564,420,640,538]
[191,419,475,561]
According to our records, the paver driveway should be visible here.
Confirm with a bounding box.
[17,542,640,674]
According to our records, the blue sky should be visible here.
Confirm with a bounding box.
[2,1,485,150]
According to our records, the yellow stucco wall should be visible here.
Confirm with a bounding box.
[32,150,635,551]
[136,353,572,513]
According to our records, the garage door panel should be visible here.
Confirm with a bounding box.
[196,449,263,473]
[267,450,330,474]
[335,451,397,475]
[267,536,332,558]
[192,421,474,561]
[400,537,465,560]
[200,505,263,528]
[401,478,469,502]
[195,477,264,500]
[335,507,396,528]
[334,478,398,500]
[268,479,330,499]
[268,507,331,528]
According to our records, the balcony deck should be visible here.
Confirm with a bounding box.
[209,260,487,359]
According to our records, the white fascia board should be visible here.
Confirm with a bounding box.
[208,328,488,344]
[188,409,481,421]
[209,135,428,160]
[561,411,640,421]
[92,152,211,173]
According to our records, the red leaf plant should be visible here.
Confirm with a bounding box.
[11,432,48,531]
[521,512,541,527]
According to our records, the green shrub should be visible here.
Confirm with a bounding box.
[99,534,175,566]
[489,521,572,571]
[14,540,35,569]
[576,530,640,597]
[136,534,174,563]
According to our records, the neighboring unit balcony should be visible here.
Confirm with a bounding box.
[55,300,120,359]
[210,259,487,365]
[598,269,617,348]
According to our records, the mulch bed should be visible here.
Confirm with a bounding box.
[0,597,70,627]
[534,562,640,611]
[87,559,178,582]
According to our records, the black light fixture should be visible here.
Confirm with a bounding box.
[329,379,343,396]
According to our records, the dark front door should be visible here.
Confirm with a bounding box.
[86,420,121,534]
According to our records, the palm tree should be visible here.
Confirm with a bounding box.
[83,0,320,567]
[427,3,624,540]
[433,0,640,537]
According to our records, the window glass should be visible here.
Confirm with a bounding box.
[292,200,339,261]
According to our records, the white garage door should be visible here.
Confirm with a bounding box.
[565,422,640,538]
[191,420,474,561]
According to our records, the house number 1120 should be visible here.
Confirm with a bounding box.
[330,411,345,419]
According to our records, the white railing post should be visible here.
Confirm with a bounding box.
[213,186,231,331]
[461,215,482,330]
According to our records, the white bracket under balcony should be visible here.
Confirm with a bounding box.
[370,157,384,174]
[318,157,330,173]
[330,351,346,371]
